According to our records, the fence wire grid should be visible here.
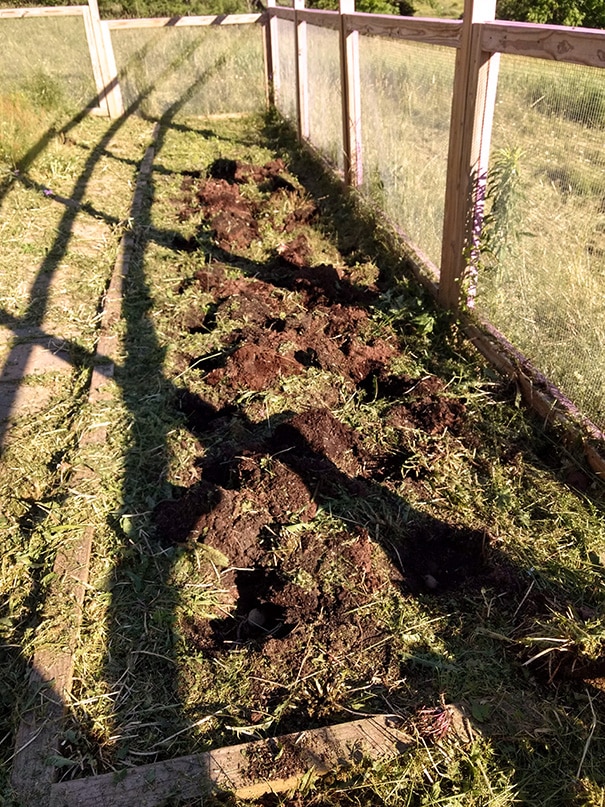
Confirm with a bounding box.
[110,24,265,119]
[0,15,97,109]
[358,36,455,267]
[478,54,605,429]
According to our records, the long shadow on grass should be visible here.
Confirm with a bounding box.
[3,44,261,804]
[92,123,605,807]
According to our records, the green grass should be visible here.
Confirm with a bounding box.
[111,23,266,119]
[0,16,98,111]
[477,54,605,428]
[413,0,463,17]
[0,39,604,807]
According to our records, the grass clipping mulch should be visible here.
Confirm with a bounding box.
[153,157,496,725]
[63,121,605,804]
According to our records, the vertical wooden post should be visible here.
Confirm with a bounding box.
[84,0,124,119]
[439,0,499,309]
[339,0,362,186]
[294,0,309,141]
[264,0,280,108]
[82,3,110,116]
[100,17,124,118]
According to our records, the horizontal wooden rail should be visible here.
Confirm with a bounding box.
[106,13,263,30]
[270,5,461,45]
[346,12,461,46]
[481,20,605,68]
[0,5,86,17]
[297,8,340,30]
[271,7,295,21]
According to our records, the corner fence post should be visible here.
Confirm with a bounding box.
[264,0,280,108]
[339,0,362,186]
[85,0,124,119]
[439,0,499,310]
[294,0,309,141]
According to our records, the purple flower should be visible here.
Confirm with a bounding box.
[43,188,54,197]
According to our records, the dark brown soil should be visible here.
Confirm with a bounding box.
[154,155,601,735]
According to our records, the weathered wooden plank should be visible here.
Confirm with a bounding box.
[272,5,295,22]
[348,12,461,46]
[465,320,605,480]
[340,0,363,186]
[584,443,605,480]
[481,20,605,68]
[264,0,280,105]
[294,0,310,142]
[105,13,262,29]
[10,132,160,807]
[439,0,499,310]
[272,6,460,44]
[296,8,340,30]
[0,6,86,17]
[49,715,413,807]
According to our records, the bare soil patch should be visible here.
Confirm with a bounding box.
[154,155,604,741]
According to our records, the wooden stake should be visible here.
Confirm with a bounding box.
[85,0,124,119]
[264,0,280,107]
[294,0,309,141]
[439,0,499,310]
[339,0,363,186]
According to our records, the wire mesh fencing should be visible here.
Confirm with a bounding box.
[275,17,297,125]
[110,24,265,119]
[358,36,455,267]
[477,55,605,428]
[0,15,98,110]
[306,23,343,172]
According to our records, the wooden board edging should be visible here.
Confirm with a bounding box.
[10,128,161,807]
[49,715,413,807]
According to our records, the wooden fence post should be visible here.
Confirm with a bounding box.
[339,0,362,186]
[294,0,309,141]
[85,0,124,119]
[264,0,280,108]
[439,0,499,309]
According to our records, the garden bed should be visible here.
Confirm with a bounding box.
[1,111,604,806]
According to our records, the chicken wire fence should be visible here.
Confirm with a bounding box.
[0,14,98,110]
[110,24,265,119]
[273,19,604,431]
[477,55,605,428]
[358,36,455,268]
